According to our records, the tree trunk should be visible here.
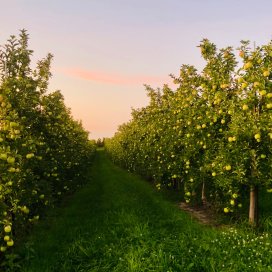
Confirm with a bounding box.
[173,178,178,191]
[201,180,207,206]
[249,185,258,226]
[177,179,181,191]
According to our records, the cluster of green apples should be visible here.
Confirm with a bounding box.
[105,39,272,224]
[0,31,96,255]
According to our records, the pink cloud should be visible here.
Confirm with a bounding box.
[57,67,173,86]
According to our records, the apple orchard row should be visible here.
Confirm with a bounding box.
[105,39,272,225]
[0,31,96,254]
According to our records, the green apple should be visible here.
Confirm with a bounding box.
[21,206,30,214]
[242,104,249,111]
[224,207,230,213]
[0,246,6,252]
[0,154,7,160]
[232,193,238,199]
[263,70,270,77]
[7,157,15,164]
[228,137,233,142]
[9,122,18,128]
[8,167,16,173]
[6,239,14,247]
[221,83,228,89]
[237,77,243,83]
[26,153,34,159]
[4,225,11,233]
[241,82,248,89]
[244,62,253,69]
[225,165,232,171]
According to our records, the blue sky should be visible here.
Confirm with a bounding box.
[1,0,272,139]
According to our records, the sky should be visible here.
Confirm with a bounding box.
[1,0,272,139]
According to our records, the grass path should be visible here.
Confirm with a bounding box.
[16,150,222,271]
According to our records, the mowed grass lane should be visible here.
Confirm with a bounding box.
[17,150,220,272]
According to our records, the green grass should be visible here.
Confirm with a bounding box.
[11,150,272,271]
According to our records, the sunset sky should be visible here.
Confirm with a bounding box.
[1,0,272,139]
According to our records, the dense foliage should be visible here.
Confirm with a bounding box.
[0,30,96,257]
[105,39,272,225]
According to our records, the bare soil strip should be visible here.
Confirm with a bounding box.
[179,202,221,227]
